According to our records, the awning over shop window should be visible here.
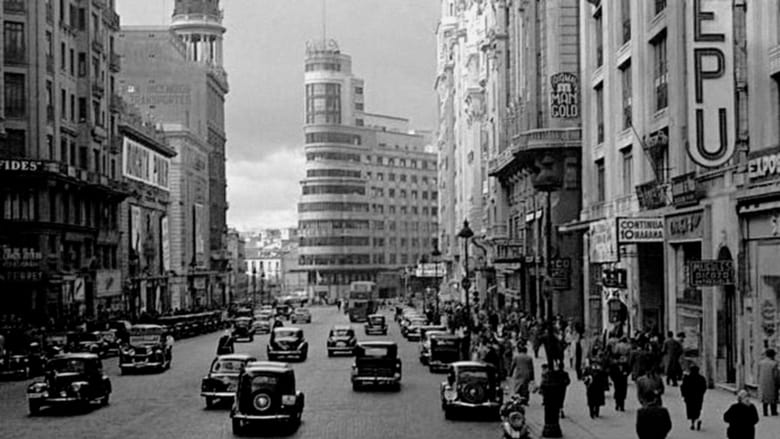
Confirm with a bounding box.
[557,218,594,233]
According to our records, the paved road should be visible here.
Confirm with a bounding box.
[0,306,499,439]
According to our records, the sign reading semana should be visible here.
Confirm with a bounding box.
[122,137,171,191]
[686,0,736,168]
[617,217,664,243]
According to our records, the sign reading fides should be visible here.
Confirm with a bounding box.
[686,0,736,168]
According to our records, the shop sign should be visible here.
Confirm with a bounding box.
[550,72,579,119]
[495,242,525,263]
[686,0,736,168]
[746,146,780,184]
[636,181,668,210]
[617,217,664,243]
[762,300,777,336]
[549,258,571,289]
[0,271,43,282]
[671,172,704,206]
[602,268,628,289]
[0,245,42,269]
[414,262,446,278]
[96,270,122,298]
[666,211,704,242]
[0,159,43,172]
[687,260,735,287]
[122,136,170,191]
[589,219,618,263]
[73,277,85,301]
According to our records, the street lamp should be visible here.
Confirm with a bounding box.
[418,254,429,311]
[251,266,257,310]
[431,246,441,322]
[457,220,474,332]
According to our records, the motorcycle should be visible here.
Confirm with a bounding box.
[500,394,530,439]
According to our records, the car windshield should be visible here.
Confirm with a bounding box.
[424,331,447,341]
[360,347,391,357]
[369,316,384,324]
[331,329,353,337]
[48,358,87,374]
[274,329,299,338]
[77,333,101,342]
[251,374,279,387]
[129,334,160,345]
[459,369,490,381]
[211,359,246,373]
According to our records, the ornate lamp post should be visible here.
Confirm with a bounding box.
[457,220,474,332]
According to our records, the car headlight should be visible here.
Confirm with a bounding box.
[71,382,86,392]
[123,349,135,356]
[443,387,457,401]
[29,382,48,392]
[281,395,297,406]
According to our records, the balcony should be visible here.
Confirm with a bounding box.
[104,9,120,31]
[109,94,123,113]
[512,127,582,162]
[485,224,509,241]
[109,52,121,72]
[92,80,105,97]
[3,0,25,14]
[92,36,104,53]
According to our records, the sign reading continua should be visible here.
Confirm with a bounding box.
[687,260,735,287]
[617,217,664,243]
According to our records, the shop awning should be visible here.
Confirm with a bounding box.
[557,218,594,233]
[738,199,780,215]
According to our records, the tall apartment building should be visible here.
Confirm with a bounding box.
[298,40,438,301]
[0,0,126,323]
[116,0,229,310]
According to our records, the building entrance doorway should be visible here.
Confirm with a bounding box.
[717,247,737,384]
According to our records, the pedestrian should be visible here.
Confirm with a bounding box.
[637,368,665,407]
[724,389,760,439]
[662,331,683,386]
[757,348,780,416]
[680,365,707,430]
[610,336,631,412]
[583,360,609,418]
[635,399,673,439]
[510,344,535,401]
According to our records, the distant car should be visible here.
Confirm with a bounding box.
[440,361,502,420]
[230,361,304,434]
[399,315,423,337]
[351,341,402,391]
[119,325,173,374]
[419,329,448,365]
[327,325,357,357]
[290,308,311,324]
[428,333,464,373]
[259,305,274,314]
[98,330,120,357]
[266,327,308,362]
[232,317,255,342]
[0,351,31,379]
[201,353,257,408]
[252,316,273,335]
[27,353,111,415]
[73,331,109,358]
[404,318,429,341]
[275,304,292,320]
[364,314,388,336]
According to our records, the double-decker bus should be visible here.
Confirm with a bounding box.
[347,281,379,323]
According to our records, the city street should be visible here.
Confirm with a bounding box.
[0,307,498,439]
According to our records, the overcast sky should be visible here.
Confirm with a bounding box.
[117,0,440,231]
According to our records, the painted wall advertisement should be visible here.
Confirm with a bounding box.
[589,219,618,263]
[686,0,736,168]
[96,270,122,298]
[616,217,664,244]
[550,72,579,119]
[161,216,170,272]
[122,136,171,191]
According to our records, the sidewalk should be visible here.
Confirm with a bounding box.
[522,351,780,439]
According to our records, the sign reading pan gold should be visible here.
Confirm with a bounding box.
[616,217,665,244]
[688,260,734,287]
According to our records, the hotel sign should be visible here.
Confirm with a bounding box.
[122,137,170,191]
[617,217,664,243]
[686,0,736,168]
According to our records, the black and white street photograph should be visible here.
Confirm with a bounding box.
[2,0,780,438]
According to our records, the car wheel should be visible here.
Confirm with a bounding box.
[249,335,254,342]
[443,406,455,420]
[231,418,243,436]
[300,350,307,362]
[327,350,333,358]
[352,382,360,392]
[28,401,41,416]
[120,367,128,375]
[205,397,214,409]
[101,393,110,406]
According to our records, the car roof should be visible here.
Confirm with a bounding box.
[273,326,302,332]
[52,353,100,361]
[216,353,256,362]
[294,308,309,312]
[452,361,494,369]
[130,324,166,330]
[368,314,384,318]
[430,332,459,338]
[245,361,292,372]
[332,324,353,330]
[357,341,397,348]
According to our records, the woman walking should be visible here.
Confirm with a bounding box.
[680,365,707,430]
[724,389,760,439]
[584,360,609,418]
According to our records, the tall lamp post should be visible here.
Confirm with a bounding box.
[418,255,428,312]
[431,246,441,322]
[260,271,265,305]
[251,266,257,309]
[457,220,474,333]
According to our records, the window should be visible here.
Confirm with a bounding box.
[3,22,25,64]
[4,73,26,118]
[655,0,666,15]
[60,138,68,164]
[355,103,364,111]
[69,49,75,76]
[594,9,603,67]
[61,42,66,70]
[595,83,604,143]
[356,118,364,126]
[389,173,395,181]
[411,175,418,183]
[388,188,395,197]
[651,142,669,183]
[621,63,632,129]
[596,159,605,202]
[355,87,363,95]
[400,174,407,182]
[621,0,631,44]
[78,52,86,76]
[652,34,668,111]
[305,83,341,124]
[70,94,75,122]
[4,129,25,157]
[622,147,633,195]
[78,97,87,122]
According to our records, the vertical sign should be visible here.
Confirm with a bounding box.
[589,219,618,263]
[161,216,170,272]
[130,205,142,265]
[550,73,579,118]
[194,203,204,259]
[686,0,736,168]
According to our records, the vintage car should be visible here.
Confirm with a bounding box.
[267,328,308,362]
[72,331,110,358]
[0,351,31,379]
[290,308,311,324]
[403,318,429,341]
[119,325,173,374]
[419,329,448,365]
[326,325,357,357]
[27,353,111,415]
[429,333,464,373]
[274,304,292,321]
[230,361,304,434]
[98,330,120,357]
[201,353,257,408]
[440,361,502,420]
[364,314,388,336]
[252,313,273,335]
[232,317,255,342]
[351,341,402,391]
[399,315,424,337]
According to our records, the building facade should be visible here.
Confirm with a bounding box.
[226,228,247,305]
[298,40,438,301]
[0,0,126,324]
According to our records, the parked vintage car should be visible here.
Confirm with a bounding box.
[351,341,401,391]
[440,361,502,420]
[27,353,111,415]
[232,317,255,342]
[428,333,464,373]
[119,325,173,374]
[0,351,31,379]
[290,308,311,324]
[267,328,308,362]
[230,361,304,434]
[364,314,388,336]
[403,318,430,341]
[201,353,257,408]
[326,325,357,357]
[419,329,448,365]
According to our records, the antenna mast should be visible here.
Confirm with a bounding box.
[322,0,327,41]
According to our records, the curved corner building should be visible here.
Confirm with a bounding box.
[299,40,438,301]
